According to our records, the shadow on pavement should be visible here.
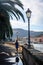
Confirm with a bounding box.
[0,53,15,65]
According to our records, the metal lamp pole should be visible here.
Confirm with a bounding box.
[16,31,18,40]
[26,8,31,48]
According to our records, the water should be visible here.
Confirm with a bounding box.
[5,57,23,65]
[32,43,43,53]
[0,55,23,65]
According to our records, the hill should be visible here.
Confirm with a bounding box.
[12,28,43,40]
[12,28,28,40]
[30,31,43,37]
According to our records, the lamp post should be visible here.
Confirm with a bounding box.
[26,8,31,48]
[16,31,18,40]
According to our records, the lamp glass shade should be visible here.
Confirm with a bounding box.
[26,12,31,18]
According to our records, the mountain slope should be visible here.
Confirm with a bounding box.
[30,31,43,37]
[12,28,43,40]
[12,28,28,40]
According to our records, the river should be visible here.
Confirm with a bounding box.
[32,43,43,53]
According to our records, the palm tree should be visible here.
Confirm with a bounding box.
[0,0,25,41]
[0,9,13,41]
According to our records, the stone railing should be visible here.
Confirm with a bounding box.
[22,46,43,65]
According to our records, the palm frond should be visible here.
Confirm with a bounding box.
[0,4,25,21]
[0,5,19,20]
[0,0,25,40]
[14,8,25,22]
[0,0,23,9]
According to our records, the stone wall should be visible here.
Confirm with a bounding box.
[22,46,43,65]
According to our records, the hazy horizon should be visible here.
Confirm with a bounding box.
[12,28,43,32]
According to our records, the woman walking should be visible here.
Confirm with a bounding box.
[15,40,19,53]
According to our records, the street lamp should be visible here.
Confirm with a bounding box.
[26,8,32,48]
[16,31,18,40]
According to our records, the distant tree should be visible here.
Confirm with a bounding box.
[0,0,25,41]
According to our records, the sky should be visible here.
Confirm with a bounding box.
[10,0,43,31]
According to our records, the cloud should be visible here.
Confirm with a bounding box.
[21,0,43,30]
[10,0,43,31]
[10,20,28,30]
